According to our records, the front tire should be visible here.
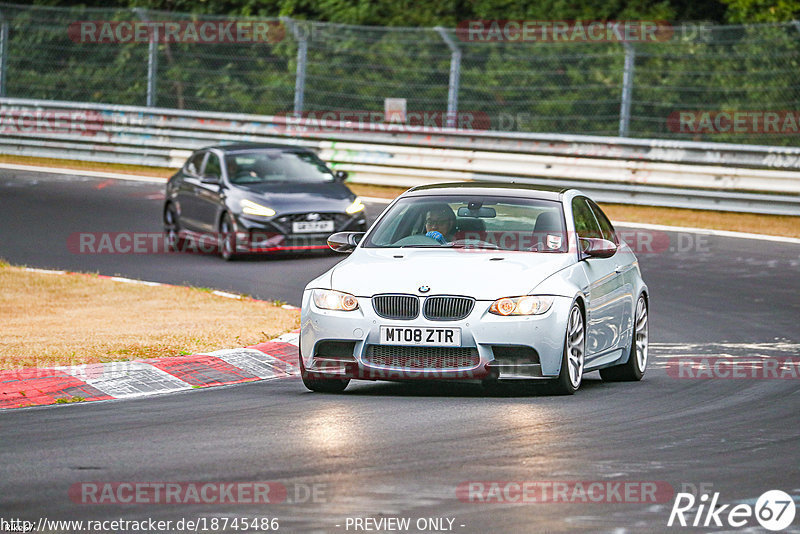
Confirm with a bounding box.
[600,295,648,382]
[164,203,184,252]
[299,353,350,393]
[218,213,239,261]
[550,302,585,395]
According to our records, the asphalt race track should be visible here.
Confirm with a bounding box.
[1,169,799,533]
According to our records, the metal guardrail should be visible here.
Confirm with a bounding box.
[1,97,799,215]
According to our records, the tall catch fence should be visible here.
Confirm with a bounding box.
[0,2,798,146]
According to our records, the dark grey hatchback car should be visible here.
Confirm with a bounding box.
[163,144,367,260]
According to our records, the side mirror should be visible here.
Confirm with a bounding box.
[580,237,617,259]
[327,232,364,253]
[200,174,220,185]
[334,170,348,182]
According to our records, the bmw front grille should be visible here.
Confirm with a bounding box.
[372,294,419,320]
[423,296,475,321]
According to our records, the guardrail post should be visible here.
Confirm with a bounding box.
[283,18,307,117]
[618,42,635,138]
[0,12,9,97]
[435,27,461,129]
[135,8,158,107]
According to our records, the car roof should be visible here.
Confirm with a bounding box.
[405,181,570,200]
[201,142,315,154]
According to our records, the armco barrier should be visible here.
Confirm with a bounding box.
[1,97,799,215]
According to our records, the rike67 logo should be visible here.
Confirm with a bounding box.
[668,489,796,531]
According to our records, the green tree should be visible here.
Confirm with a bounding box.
[720,0,800,22]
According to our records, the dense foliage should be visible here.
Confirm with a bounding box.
[5,1,798,145]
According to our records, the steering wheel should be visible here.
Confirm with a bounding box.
[230,170,262,184]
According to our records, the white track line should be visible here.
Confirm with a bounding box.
[4,162,798,244]
[0,163,167,183]
[613,221,800,245]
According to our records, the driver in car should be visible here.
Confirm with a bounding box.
[423,204,457,244]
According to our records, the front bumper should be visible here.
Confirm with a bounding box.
[231,212,367,253]
[300,291,573,381]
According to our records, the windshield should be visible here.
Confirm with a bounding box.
[225,150,335,184]
[363,195,568,252]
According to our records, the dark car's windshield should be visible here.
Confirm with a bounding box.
[363,195,568,252]
[225,150,335,184]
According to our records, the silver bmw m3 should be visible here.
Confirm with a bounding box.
[300,182,649,395]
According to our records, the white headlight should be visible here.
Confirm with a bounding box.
[312,289,359,311]
[240,199,276,217]
[489,296,554,316]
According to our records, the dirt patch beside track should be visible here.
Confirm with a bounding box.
[0,262,300,369]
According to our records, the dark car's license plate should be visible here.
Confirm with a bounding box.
[292,221,334,233]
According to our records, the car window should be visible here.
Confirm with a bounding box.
[572,197,603,240]
[203,153,222,179]
[364,195,567,252]
[227,150,335,184]
[185,152,206,176]
[587,199,617,243]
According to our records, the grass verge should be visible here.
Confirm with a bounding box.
[2,154,798,239]
[0,154,175,178]
[0,263,299,370]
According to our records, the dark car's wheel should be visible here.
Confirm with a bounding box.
[299,353,350,393]
[164,203,184,252]
[218,213,239,261]
[601,295,648,382]
[550,302,585,395]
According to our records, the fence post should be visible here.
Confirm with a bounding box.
[135,8,158,107]
[618,42,635,137]
[435,27,461,129]
[0,11,8,97]
[282,17,307,117]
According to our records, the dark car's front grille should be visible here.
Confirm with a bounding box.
[372,294,419,320]
[282,213,340,223]
[271,212,350,234]
[423,296,475,321]
[365,345,480,369]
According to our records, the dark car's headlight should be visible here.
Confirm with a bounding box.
[240,199,276,217]
[489,296,554,316]
[345,197,365,215]
[313,289,359,311]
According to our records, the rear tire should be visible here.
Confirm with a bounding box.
[600,295,648,382]
[549,302,585,395]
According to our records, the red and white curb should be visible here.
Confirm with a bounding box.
[0,333,301,409]
[1,268,302,409]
